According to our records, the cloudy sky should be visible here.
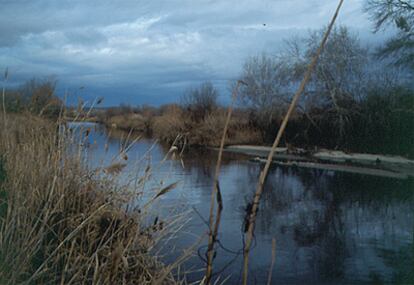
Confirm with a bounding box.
[0,0,390,106]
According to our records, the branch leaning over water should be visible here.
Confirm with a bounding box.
[204,80,247,284]
[241,1,345,284]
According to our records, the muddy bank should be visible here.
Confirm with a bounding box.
[223,145,414,179]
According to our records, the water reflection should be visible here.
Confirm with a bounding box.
[73,122,413,284]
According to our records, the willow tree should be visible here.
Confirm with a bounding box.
[292,26,369,145]
[365,0,414,69]
[237,53,291,141]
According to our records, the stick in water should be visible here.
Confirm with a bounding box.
[205,80,246,284]
[266,238,276,285]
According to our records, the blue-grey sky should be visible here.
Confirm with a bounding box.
[0,0,388,106]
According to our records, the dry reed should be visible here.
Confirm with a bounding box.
[0,112,185,284]
[266,238,276,285]
[2,68,8,128]
[205,80,246,284]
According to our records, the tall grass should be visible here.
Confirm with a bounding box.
[2,68,8,128]
[0,113,183,284]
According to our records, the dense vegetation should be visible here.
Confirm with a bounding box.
[2,78,63,118]
[0,113,184,284]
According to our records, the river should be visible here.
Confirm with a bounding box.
[72,122,413,284]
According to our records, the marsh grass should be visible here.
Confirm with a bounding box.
[0,112,189,284]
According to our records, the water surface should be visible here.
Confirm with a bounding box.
[73,122,414,284]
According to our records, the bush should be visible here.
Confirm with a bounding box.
[181,82,218,121]
[4,78,62,118]
[189,109,261,147]
[152,107,187,143]
[106,113,147,131]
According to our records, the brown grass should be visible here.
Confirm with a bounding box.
[152,107,187,143]
[106,113,147,131]
[151,107,260,148]
[101,103,261,148]
[0,113,183,284]
[191,109,260,147]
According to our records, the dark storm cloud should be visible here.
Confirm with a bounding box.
[0,0,384,105]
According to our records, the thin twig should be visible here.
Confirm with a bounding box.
[2,68,8,128]
[266,238,276,285]
[25,204,109,284]
[242,1,345,284]
[152,235,204,285]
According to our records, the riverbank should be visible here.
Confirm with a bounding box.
[223,145,414,179]
[93,91,414,158]
[0,114,181,284]
[97,105,262,147]
[86,117,414,179]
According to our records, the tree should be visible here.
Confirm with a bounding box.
[293,26,369,144]
[181,81,218,120]
[18,78,62,117]
[237,53,291,140]
[365,0,414,69]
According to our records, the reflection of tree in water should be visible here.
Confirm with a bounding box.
[379,243,414,284]
[240,164,413,282]
[262,166,348,279]
[298,191,347,280]
[177,148,252,192]
[180,148,216,188]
